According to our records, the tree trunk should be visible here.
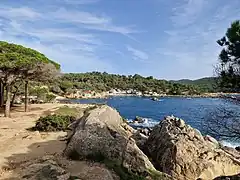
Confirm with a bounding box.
[11,85,20,107]
[0,82,4,107]
[0,81,3,107]
[24,80,29,112]
[4,84,11,117]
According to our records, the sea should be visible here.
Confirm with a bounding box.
[69,96,240,148]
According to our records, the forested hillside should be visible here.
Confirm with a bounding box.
[171,77,218,92]
[50,72,202,95]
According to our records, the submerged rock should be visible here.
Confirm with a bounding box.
[134,116,145,123]
[144,116,240,180]
[64,105,156,174]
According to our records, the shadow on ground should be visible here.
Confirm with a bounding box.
[1,138,67,180]
[1,136,118,180]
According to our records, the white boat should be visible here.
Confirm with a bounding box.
[151,97,159,101]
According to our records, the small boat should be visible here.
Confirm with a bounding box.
[151,97,159,101]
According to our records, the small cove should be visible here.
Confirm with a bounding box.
[69,96,240,147]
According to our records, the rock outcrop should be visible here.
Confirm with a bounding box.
[134,116,145,124]
[144,116,240,180]
[21,159,70,180]
[6,155,120,180]
[64,105,156,174]
[131,130,148,149]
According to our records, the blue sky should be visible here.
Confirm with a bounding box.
[0,0,239,80]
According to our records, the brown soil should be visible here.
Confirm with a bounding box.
[0,103,114,180]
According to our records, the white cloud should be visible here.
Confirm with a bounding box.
[52,8,110,25]
[0,1,142,73]
[0,5,139,36]
[171,0,207,27]
[0,31,113,73]
[0,6,41,20]
[127,45,148,61]
[62,0,100,5]
[2,0,237,79]
[50,8,138,35]
[85,24,139,35]
[0,4,117,72]
[156,0,240,79]
[1,18,103,46]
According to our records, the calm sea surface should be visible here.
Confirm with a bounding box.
[69,96,240,147]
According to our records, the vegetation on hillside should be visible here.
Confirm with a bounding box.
[50,72,203,95]
[3,71,218,101]
[172,77,218,93]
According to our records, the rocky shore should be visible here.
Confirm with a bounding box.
[62,92,240,101]
[1,104,240,180]
[65,105,240,179]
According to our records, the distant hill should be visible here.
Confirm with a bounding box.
[52,72,208,95]
[171,77,218,92]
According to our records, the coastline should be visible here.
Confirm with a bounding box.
[1,103,239,179]
[60,92,240,101]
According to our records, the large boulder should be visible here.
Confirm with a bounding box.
[144,116,240,180]
[64,105,156,174]
[21,159,70,180]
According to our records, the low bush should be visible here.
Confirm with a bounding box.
[32,114,76,132]
[46,93,56,102]
[54,106,80,117]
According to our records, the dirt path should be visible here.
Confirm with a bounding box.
[0,103,87,179]
[0,103,119,180]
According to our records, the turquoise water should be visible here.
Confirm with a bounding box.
[70,96,240,147]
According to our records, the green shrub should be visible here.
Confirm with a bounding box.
[46,93,56,102]
[29,86,49,99]
[32,114,76,132]
[54,106,80,117]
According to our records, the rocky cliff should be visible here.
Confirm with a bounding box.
[64,105,171,179]
[144,115,240,180]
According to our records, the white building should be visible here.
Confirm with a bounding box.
[136,92,143,96]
